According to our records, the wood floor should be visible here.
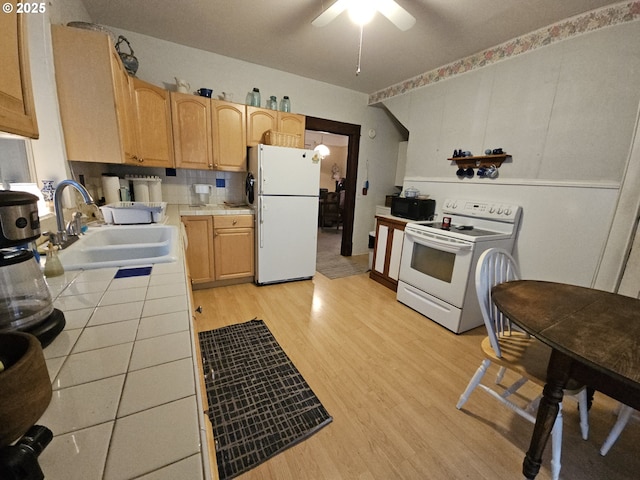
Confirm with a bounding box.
[193,272,639,480]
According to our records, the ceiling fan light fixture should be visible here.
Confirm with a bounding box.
[347,0,377,26]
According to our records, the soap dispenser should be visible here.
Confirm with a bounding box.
[44,243,64,278]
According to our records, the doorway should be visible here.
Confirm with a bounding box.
[306,130,347,262]
[305,116,361,256]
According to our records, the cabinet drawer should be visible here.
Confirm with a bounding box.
[213,215,253,229]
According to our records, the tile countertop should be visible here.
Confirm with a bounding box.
[35,205,217,480]
[178,203,254,216]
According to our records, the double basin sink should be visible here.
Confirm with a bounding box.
[57,224,179,270]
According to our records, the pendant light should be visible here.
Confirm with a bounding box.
[314,135,330,159]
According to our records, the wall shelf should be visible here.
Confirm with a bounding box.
[448,153,511,169]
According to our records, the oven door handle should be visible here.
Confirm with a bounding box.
[405,229,473,253]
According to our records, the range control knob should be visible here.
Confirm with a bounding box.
[505,208,512,216]
[497,207,504,215]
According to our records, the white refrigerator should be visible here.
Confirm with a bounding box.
[248,144,321,285]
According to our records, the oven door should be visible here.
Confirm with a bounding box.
[398,227,474,307]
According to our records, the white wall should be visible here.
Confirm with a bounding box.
[383,21,640,288]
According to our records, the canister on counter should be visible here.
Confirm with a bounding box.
[101,174,120,205]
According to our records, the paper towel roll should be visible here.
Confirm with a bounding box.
[149,178,162,202]
[133,181,150,202]
[101,174,120,205]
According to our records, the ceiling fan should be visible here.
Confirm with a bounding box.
[312,0,416,31]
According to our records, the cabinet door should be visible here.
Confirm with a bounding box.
[0,5,38,138]
[130,78,174,167]
[111,50,137,163]
[278,112,305,147]
[214,226,254,280]
[388,228,405,281]
[373,223,389,275]
[52,25,123,163]
[246,106,277,146]
[370,217,406,291]
[171,93,213,169]
[182,216,215,284]
[212,100,246,171]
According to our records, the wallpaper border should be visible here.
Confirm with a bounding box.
[369,1,640,104]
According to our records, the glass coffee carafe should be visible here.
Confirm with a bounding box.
[0,250,54,331]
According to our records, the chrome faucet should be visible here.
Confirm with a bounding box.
[52,179,95,247]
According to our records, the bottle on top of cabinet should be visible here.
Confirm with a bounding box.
[267,96,277,110]
[252,88,261,107]
[279,95,291,112]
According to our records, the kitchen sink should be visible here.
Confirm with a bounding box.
[57,224,180,270]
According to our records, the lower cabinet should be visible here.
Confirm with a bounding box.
[213,215,254,280]
[182,214,254,288]
[182,216,215,285]
[370,216,407,291]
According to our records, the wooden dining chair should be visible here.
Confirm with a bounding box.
[456,248,589,480]
[600,404,637,455]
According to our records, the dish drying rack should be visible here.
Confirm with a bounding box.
[100,202,166,224]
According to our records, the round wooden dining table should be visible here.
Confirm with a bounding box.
[491,280,640,480]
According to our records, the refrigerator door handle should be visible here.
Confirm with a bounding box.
[259,197,264,248]
[260,163,265,190]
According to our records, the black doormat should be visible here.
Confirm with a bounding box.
[198,319,333,480]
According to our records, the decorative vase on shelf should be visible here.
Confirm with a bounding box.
[41,180,54,202]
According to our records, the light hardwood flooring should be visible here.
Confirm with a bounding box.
[193,273,639,480]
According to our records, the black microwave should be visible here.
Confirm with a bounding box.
[391,197,436,221]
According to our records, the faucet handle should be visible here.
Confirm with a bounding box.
[44,231,65,246]
[66,212,83,236]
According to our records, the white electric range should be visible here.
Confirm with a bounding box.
[397,198,522,333]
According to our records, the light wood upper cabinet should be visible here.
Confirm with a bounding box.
[129,78,174,167]
[111,50,137,162]
[171,96,246,171]
[0,5,38,138]
[171,92,213,169]
[278,112,305,140]
[212,100,246,171]
[246,107,305,147]
[53,25,173,167]
[246,106,277,146]
[52,25,128,163]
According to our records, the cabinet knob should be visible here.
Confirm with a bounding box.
[232,219,237,225]
[208,164,213,168]
[195,306,203,313]
[138,157,144,163]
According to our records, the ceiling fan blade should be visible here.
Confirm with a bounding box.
[312,0,348,27]
[377,0,416,31]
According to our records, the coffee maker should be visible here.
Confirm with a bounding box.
[0,191,65,347]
